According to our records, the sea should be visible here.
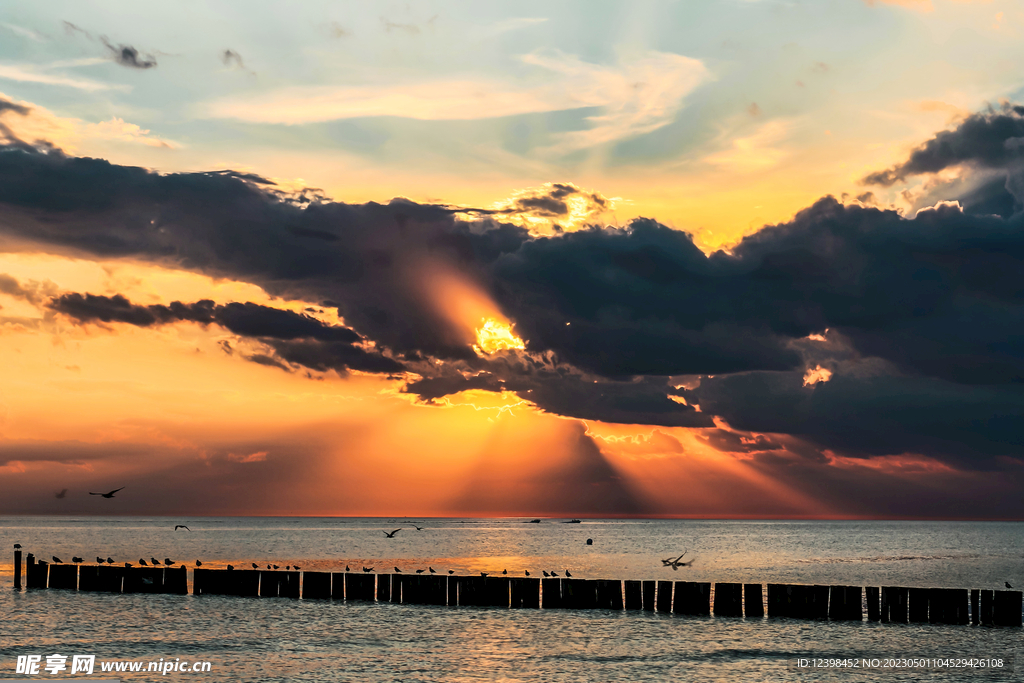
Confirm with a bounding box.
[0,517,1021,682]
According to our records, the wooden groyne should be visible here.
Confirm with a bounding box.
[12,551,1022,627]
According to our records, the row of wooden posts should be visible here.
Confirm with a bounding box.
[14,550,1023,626]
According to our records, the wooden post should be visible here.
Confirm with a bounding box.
[970,589,980,625]
[542,577,562,609]
[595,579,623,610]
[346,573,375,601]
[302,571,331,600]
[447,575,458,606]
[744,584,764,618]
[483,577,510,607]
[13,548,21,590]
[828,586,862,621]
[908,588,928,623]
[979,590,994,625]
[47,564,78,590]
[881,586,908,623]
[26,554,48,589]
[330,572,345,600]
[656,581,673,613]
[641,580,656,611]
[623,580,642,610]
[713,583,742,617]
[766,584,789,618]
[673,581,711,616]
[164,565,187,595]
[866,587,881,621]
[510,577,540,608]
[377,574,392,602]
[992,590,1023,627]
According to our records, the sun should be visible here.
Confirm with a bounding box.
[474,318,526,355]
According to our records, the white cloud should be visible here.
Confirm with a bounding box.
[704,119,794,172]
[0,63,128,92]
[201,50,709,151]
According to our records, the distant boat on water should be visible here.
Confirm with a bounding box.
[526,519,541,524]
[564,519,582,524]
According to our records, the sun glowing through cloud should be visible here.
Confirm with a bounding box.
[473,318,526,355]
[803,365,833,386]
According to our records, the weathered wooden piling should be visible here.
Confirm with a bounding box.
[193,568,259,597]
[595,579,623,610]
[302,571,331,600]
[640,580,655,611]
[331,572,346,600]
[422,575,447,605]
[447,575,458,606]
[79,565,124,593]
[26,554,47,589]
[767,584,828,619]
[624,580,642,610]
[828,586,862,621]
[510,577,540,608]
[713,582,743,617]
[541,577,562,609]
[344,573,375,601]
[908,587,929,623]
[673,581,711,616]
[14,548,21,590]
[124,567,165,594]
[47,563,78,590]
[928,588,968,625]
[484,577,510,607]
[261,570,299,598]
[164,565,187,595]
[866,587,880,621]
[378,574,393,602]
[992,590,1023,627]
[657,581,673,613]
[881,586,908,623]
[970,589,980,625]
[744,584,764,618]
[979,590,994,625]
[564,579,598,609]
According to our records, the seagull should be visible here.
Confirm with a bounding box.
[55,488,68,499]
[502,569,507,575]
[415,526,424,531]
[38,560,48,566]
[252,563,258,569]
[542,571,550,577]
[565,570,573,577]
[164,559,174,566]
[72,557,82,563]
[124,562,132,568]
[550,571,559,577]
[96,557,105,564]
[415,569,425,574]
[362,567,374,573]
[267,565,272,569]
[383,529,402,538]
[273,565,279,569]
[195,560,202,567]
[1007,582,1014,589]
[447,570,454,575]
[52,556,62,563]
[429,567,436,574]
[345,565,351,572]
[89,486,125,499]
[140,559,148,566]
[525,571,530,576]
[14,543,21,549]
[106,557,113,565]
[480,572,489,577]
[227,565,234,570]
[394,567,402,573]
[174,525,190,531]
[294,565,301,570]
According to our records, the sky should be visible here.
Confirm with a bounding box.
[0,0,1023,518]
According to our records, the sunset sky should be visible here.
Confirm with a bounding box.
[1,0,1023,518]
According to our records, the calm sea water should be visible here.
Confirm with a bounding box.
[0,518,1021,682]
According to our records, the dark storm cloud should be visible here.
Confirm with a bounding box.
[460,182,610,222]
[0,96,30,116]
[863,103,1024,186]
[1,133,1023,462]
[49,292,402,374]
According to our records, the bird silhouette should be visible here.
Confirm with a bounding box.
[251,563,258,569]
[227,565,234,570]
[195,560,202,567]
[164,559,174,566]
[362,567,374,573]
[502,569,507,575]
[106,557,113,565]
[273,565,279,569]
[383,529,402,538]
[394,566,402,573]
[174,525,190,531]
[96,557,104,564]
[89,486,125,499]
[565,570,573,577]
[52,556,62,563]
[525,570,530,576]
[480,572,489,577]
[550,571,559,577]
[150,557,159,566]
[72,557,82,563]
[55,488,68,499]
[415,526,424,531]
[345,566,351,572]
[543,571,550,577]
[415,569,425,574]
[124,562,132,568]
[1007,582,1014,589]
[447,570,454,575]
[267,565,272,569]
[294,565,300,570]
[428,567,436,574]
[38,560,48,566]
[14,543,21,549]
[140,559,147,566]
[286,566,291,570]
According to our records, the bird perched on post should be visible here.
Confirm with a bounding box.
[227,564,234,570]
[124,562,132,568]
[345,566,351,572]
[525,571,530,576]
[565,570,573,577]
[362,567,374,573]
[543,571,550,577]
[72,557,83,564]
[252,563,258,569]
[428,567,436,574]
[1007,582,1014,589]
[14,543,21,549]
[151,557,160,566]
[106,557,113,565]
[502,569,507,575]
[415,569,425,574]
[139,559,147,566]
[447,570,454,575]
[52,556,62,563]
[394,566,402,573]
[96,557,104,564]
[195,560,202,567]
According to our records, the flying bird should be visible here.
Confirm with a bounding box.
[415,526,424,531]
[55,489,68,499]
[89,486,125,498]
[52,556,62,563]
[1007,582,1014,589]
[174,525,190,531]
[383,529,402,538]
